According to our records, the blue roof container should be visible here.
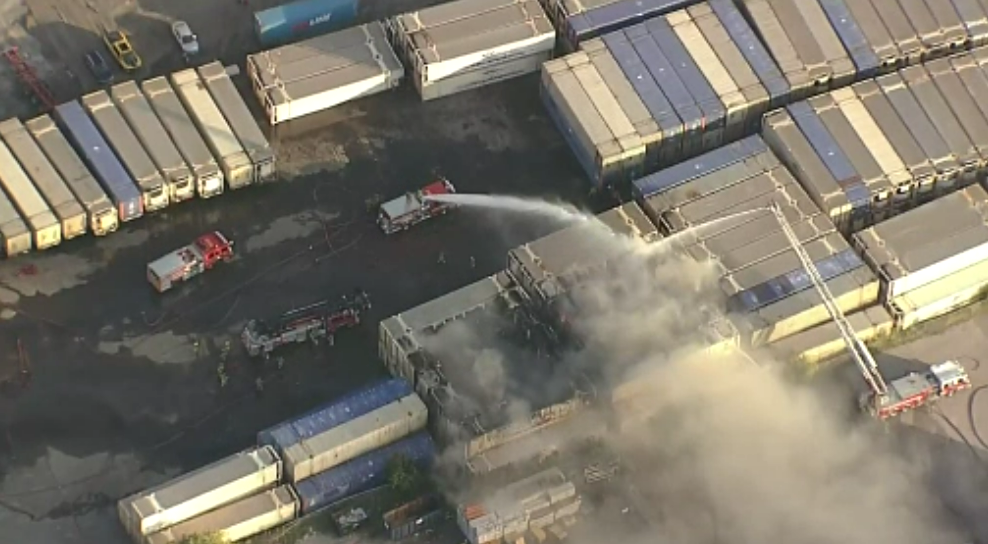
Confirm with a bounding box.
[707,0,789,108]
[729,249,864,312]
[254,0,361,47]
[817,0,880,80]
[565,0,700,51]
[258,378,412,451]
[632,135,768,199]
[295,432,436,514]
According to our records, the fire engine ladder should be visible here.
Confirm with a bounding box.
[2,47,56,111]
[767,203,889,399]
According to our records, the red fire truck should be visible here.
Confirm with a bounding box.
[147,231,234,293]
[241,290,371,357]
[377,178,456,234]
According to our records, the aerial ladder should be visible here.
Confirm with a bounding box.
[768,203,970,419]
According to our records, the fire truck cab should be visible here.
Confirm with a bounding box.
[147,231,234,293]
[378,178,456,234]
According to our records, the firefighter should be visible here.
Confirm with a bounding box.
[192,336,201,358]
[437,251,446,265]
[276,356,285,370]
[255,377,265,396]
[217,363,228,388]
[469,256,476,268]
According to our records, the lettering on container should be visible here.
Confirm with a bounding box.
[291,11,332,32]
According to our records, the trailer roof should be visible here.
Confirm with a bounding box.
[148,486,295,543]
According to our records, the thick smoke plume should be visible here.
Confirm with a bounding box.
[422,196,981,544]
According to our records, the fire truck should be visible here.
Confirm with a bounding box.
[377,178,456,234]
[147,231,234,293]
[768,204,970,420]
[241,290,371,357]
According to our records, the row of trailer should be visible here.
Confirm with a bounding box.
[0,61,274,258]
[118,379,435,544]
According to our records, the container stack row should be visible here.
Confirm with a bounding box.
[0,62,275,259]
[247,22,405,126]
[633,135,882,347]
[762,49,988,234]
[117,380,436,544]
[540,0,788,187]
[386,0,557,102]
[540,0,701,52]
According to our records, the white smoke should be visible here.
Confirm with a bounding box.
[420,196,982,544]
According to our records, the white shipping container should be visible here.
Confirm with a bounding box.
[852,185,988,301]
[397,9,555,85]
[0,138,61,249]
[0,118,87,239]
[890,258,988,330]
[24,115,118,235]
[170,70,253,190]
[118,446,282,541]
[283,393,428,482]
[418,49,550,101]
[248,22,403,126]
[145,485,299,544]
[0,186,31,256]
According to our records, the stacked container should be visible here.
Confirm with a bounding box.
[386,0,556,101]
[761,49,988,234]
[853,185,988,330]
[543,0,700,52]
[247,22,403,126]
[541,0,786,187]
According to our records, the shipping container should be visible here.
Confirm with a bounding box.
[889,257,988,330]
[249,23,403,125]
[869,0,925,64]
[876,72,960,188]
[294,432,436,514]
[899,65,980,179]
[0,119,87,239]
[761,108,853,229]
[0,183,30,256]
[560,0,699,52]
[170,70,253,190]
[761,0,832,87]
[839,83,931,197]
[141,77,225,199]
[817,0,881,79]
[770,305,893,364]
[688,3,769,133]
[601,31,684,166]
[736,0,812,99]
[631,134,768,200]
[627,24,706,157]
[53,101,142,222]
[790,0,857,86]
[258,378,413,451]
[383,496,446,541]
[24,115,117,235]
[379,273,516,380]
[418,49,551,102]
[852,184,988,302]
[806,94,892,216]
[948,53,988,155]
[145,485,299,544]
[80,91,169,212]
[283,393,428,482]
[110,81,195,203]
[0,139,61,249]
[650,16,727,150]
[667,10,748,142]
[197,62,276,183]
[840,0,901,71]
[949,0,988,46]
[685,212,835,266]
[923,58,988,167]
[707,0,790,108]
[254,0,361,47]
[898,0,950,57]
[580,39,663,170]
[118,446,282,541]
[927,0,970,49]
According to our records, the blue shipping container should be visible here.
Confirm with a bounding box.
[565,0,700,51]
[730,249,864,312]
[817,0,880,79]
[786,102,870,215]
[632,135,768,199]
[54,101,143,222]
[295,432,436,514]
[258,378,412,451]
[707,0,789,108]
[254,0,361,47]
